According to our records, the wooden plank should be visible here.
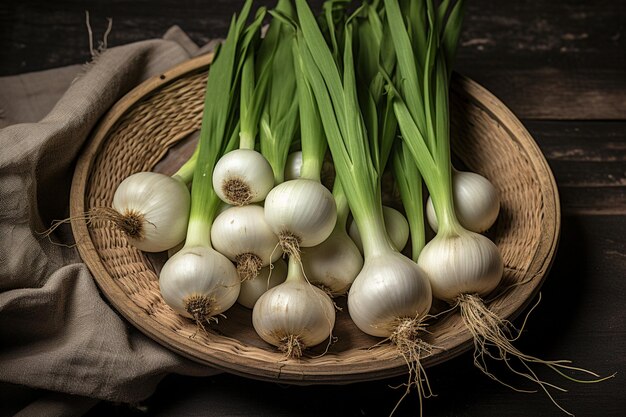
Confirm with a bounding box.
[1,0,624,119]
[458,67,626,120]
[457,1,626,119]
[0,1,322,74]
[525,121,626,215]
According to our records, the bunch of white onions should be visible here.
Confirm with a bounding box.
[385,0,505,321]
[300,181,363,296]
[262,37,338,260]
[295,0,433,384]
[211,38,275,206]
[283,152,362,295]
[244,1,340,357]
[384,0,608,412]
[95,4,609,415]
[158,0,264,325]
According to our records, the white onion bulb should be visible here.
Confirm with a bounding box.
[252,258,335,357]
[159,246,240,321]
[301,227,363,296]
[264,179,337,252]
[348,251,432,337]
[284,151,303,181]
[284,150,335,186]
[349,206,409,253]
[111,172,190,252]
[211,205,282,280]
[237,258,288,309]
[417,230,503,302]
[212,149,274,205]
[426,170,500,233]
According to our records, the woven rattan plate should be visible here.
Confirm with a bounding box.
[69,53,560,384]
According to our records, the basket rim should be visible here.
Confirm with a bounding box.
[69,53,561,384]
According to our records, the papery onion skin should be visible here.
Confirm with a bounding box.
[212,149,275,205]
[112,172,190,252]
[159,245,240,318]
[417,230,503,302]
[348,251,432,338]
[426,170,500,233]
[211,205,282,266]
[264,179,337,248]
[301,228,363,296]
[284,151,303,181]
[252,263,335,350]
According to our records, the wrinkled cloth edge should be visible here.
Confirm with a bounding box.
[0,27,222,417]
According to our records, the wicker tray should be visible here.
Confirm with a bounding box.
[69,53,560,384]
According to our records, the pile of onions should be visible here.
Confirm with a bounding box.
[158,0,265,325]
[87,0,611,413]
[293,1,434,410]
[383,0,609,413]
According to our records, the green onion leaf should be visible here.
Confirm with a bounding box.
[259,0,300,184]
[186,0,261,247]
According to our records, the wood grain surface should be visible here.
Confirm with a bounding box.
[1,0,624,416]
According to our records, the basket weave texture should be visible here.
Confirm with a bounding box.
[70,54,560,383]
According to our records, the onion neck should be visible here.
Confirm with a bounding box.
[286,256,306,284]
[238,49,262,152]
[185,218,212,248]
[332,180,350,229]
[428,163,464,236]
[299,156,322,182]
[239,131,256,150]
[352,201,395,258]
[392,141,425,261]
[184,3,254,251]
[273,169,285,185]
[172,147,199,185]
[259,119,288,185]
[186,193,221,248]
[294,36,326,184]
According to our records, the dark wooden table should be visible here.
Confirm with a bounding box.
[2,1,624,416]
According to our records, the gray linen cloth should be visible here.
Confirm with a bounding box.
[0,26,220,416]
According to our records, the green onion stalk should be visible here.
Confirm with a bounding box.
[263,3,338,259]
[211,7,275,206]
[158,0,263,327]
[259,0,300,185]
[345,3,413,255]
[385,1,610,413]
[293,1,360,297]
[209,3,301,283]
[294,0,433,412]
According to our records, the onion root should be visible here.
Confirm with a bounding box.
[457,293,614,416]
[221,177,253,206]
[235,252,263,281]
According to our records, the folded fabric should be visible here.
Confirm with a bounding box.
[0,26,220,417]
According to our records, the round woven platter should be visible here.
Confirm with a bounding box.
[70,53,560,384]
